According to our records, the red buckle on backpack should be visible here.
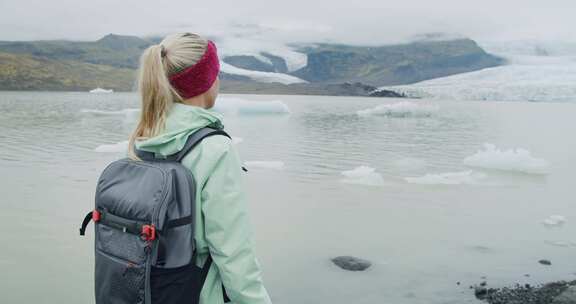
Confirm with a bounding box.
[141,225,156,241]
[92,210,101,222]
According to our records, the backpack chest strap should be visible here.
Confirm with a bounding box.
[79,209,156,241]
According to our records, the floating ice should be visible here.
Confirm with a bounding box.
[341,166,384,186]
[463,144,550,175]
[214,97,290,115]
[94,141,128,153]
[404,170,486,185]
[542,215,567,228]
[220,62,307,84]
[544,240,574,247]
[356,101,438,118]
[244,161,285,170]
[81,108,140,116]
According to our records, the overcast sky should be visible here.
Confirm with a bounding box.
[0,0,574,44]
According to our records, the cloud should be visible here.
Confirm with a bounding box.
[0,0,575,44]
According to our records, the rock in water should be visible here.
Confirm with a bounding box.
[539,259,552,266]
[331,256,372,271]
[473,280,576,304]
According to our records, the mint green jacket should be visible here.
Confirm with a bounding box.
[135,103,272,304]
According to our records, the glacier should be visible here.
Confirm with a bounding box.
[379,40,576,102]
[217,37,308,73]
[220,62,307,85]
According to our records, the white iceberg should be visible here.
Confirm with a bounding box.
[94,141,128,153]
[463,144,550,175]
[214,97,290,115]
[404,170,486,185]
[89,87,113,94]
[542,215,567,228]
[81,108,140,116]
[544,240,573,247]
[232,137,244,145]
[357,101,438,118]
[244,161,285,170]
[341,166,385,186]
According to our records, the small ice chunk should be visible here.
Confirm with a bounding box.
[404,171,486,185]
[81,108,140,116]
[244,161,285,170]
[341,166,384,186]
[357,101,438,118]
[232,137,244,145]
[214,97,290,115]
[544,240,572,247]
[94,141,128,153]
[542,215,567,228]
[463,144,550,175]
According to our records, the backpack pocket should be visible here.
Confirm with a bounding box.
[94,211,156,304]
[96,249,147,304]
[96,222,149,263]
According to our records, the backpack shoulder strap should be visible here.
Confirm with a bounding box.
[170,127,231,162]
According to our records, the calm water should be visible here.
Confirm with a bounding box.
[1,91,576,304]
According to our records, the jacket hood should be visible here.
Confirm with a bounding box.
[134,102,224,157]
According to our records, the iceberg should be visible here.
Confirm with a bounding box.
[341,166,384,186]
[404,170,486,185]
[357,101,438,118]
[541,215,567,228]
[81,108,140,116]
[214,97,290,115]
[89,87,113,94]
[232,137,244,145]
[463,144,550,175]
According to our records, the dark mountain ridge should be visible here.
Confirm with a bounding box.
[0,34,505,96]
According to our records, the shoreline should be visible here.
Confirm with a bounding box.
[473,279,576,304]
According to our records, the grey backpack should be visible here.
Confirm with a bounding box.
[80,127,231,304]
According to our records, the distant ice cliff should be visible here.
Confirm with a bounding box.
[379,40,576,102]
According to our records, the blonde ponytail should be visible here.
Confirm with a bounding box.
[128,45,176,159]
[128,33,209,160]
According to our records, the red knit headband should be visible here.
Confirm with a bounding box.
[169,40,220,99]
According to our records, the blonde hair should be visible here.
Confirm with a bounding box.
[128,33,209,160]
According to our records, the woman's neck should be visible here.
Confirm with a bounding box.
[181,95,209,109]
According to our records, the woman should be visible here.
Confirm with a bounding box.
[129,32,272,304]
